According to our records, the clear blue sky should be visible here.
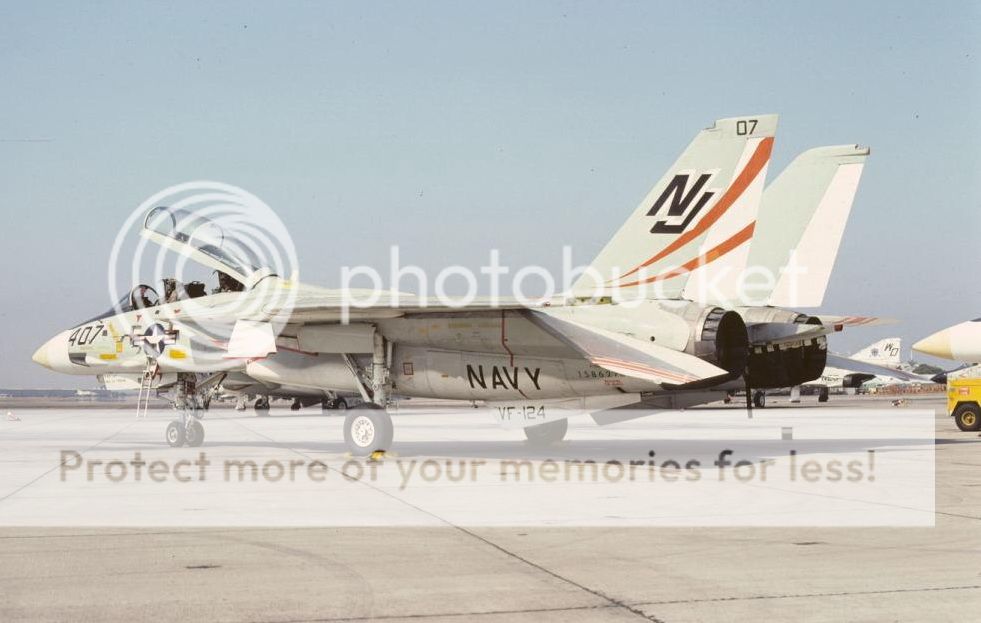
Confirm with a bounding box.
[1,2,979,387]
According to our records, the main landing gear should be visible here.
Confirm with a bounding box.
[340,331,395,456]
[343,405,393,456]
[254,395,271,416]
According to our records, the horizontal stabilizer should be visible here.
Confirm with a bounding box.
[815,315,897,331]
[747,322,831,347]
[748,315,896,348]
[528,309,728,386]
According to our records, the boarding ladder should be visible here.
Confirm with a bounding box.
[136,359,160,418]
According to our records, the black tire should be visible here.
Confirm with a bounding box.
[185,420,205,447]
[166,420,185,447]
[753,391,766,409]
[254,397,270,416]
[322,397,349,415]
[953,403,981,432]
[818,387,830,403]
[524,419,568,446]
[343,406,393,456]
[290,401,301,411]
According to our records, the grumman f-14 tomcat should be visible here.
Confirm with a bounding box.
[32,114,885,455]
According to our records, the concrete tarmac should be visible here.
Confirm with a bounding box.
[2,394,979,622]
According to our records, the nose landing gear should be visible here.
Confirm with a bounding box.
[166,417,205,447]
[163,373,206,447]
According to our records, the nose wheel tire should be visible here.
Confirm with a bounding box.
[185,420,205,447]
[343,406,393,456]
[166,421,185,447]
[166,419,205,447]
[523,419,568,446]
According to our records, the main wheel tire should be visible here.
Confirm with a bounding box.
[254,397,270,416]
[290,401,301,412]
[185,420,205,447]
[818,387,830,403]
[523,419,568,446]
[334,397,348,411]
[166,420,185,447]
[343,406,393,456]
[753,391,766,409]
[953,403,981,432]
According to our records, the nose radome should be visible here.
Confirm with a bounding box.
[32,342,50,368]
[912,330,953,360]
[32,331,70,371]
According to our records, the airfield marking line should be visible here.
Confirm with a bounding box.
[227,417,665,623]
[270,602,622,622]
[732,475,978,522]
[0,417,137,505]
[633,583,981,606]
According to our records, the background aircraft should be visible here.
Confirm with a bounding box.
[914,319,981,363]
[807,337,931,397]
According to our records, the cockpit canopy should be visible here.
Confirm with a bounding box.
[143,206,273,287]
[78,284,160,325]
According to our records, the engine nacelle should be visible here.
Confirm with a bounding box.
[842,373,875,389]
[650,301,749,377]
[557,301,749,377]
[734,307,827,389]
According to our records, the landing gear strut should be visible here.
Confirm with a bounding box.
[341,330,395,455]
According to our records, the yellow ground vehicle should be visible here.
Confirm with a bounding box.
[948,377,981,431]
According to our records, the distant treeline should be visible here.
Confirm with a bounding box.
[0,389,124,399]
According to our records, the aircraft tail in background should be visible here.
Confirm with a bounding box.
[852,338,902,367]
